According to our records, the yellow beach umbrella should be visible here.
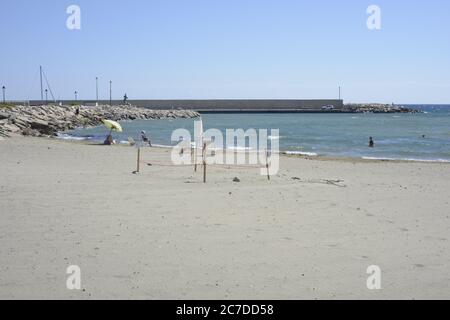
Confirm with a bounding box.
[103,119,123,133]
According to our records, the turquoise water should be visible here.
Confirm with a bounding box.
[62,105,450,162]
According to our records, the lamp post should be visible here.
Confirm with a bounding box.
[109,81,112,106]
[74,91,78,102]
[40,66,43,102]
[45,89,48,105]
[339,86,341,100]
[96,77,99,104]
[2,86,5,104]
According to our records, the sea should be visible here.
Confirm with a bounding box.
[60,105,450,162]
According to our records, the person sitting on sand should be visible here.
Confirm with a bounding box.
[369,137,374,148]
[104,134,115,145]
[141,130,152,147]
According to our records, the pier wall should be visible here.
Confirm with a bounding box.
[28,99,344,112]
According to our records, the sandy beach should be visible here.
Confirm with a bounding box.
[1,136,450,300]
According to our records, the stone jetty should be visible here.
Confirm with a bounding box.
[344,103,421,113]
[0,104,200,138]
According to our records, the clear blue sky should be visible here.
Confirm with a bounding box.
[1,0,449,103]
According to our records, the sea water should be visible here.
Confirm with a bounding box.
[61,105,450,162]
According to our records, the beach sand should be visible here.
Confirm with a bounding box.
[1,136,450,299]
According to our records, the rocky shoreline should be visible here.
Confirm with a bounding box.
[0,104,200,138]
[344,103,421,113]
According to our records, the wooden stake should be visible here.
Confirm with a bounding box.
[194,144,198,172]
[190,145,195,172]
[203,159,206,183]
[137,148,140,173]
[203,142,207,183]
[265,149,270,181]
[202,142,207,159]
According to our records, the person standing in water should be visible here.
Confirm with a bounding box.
[369,137,374,148]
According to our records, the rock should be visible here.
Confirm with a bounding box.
[21,127,40,136]
[3,123,21,133]
[0,131,10,138]
[0,112,10,120]
[29,119,54,135]
[30,119,49,127]
[12,119,30,130]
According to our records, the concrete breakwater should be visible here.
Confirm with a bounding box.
[29,99,344,111]
[0,105,200,138]
[24,100,420,113]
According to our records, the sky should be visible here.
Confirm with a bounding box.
[0,0,449,103]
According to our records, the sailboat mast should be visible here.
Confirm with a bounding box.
[40,66,44,102]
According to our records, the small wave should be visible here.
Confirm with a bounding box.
[268,135,283,140]
[283,151,318,157]
[56,133,90,141]
[151,144,173,149]
[362,156,450,163]
[226,146,254,151]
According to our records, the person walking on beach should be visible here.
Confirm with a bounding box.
[141,130,152,147]
[369,137,374,148]
[123,93,128,104]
